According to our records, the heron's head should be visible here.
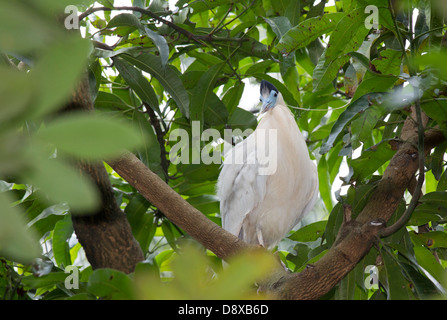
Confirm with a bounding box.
[260,80,279,114]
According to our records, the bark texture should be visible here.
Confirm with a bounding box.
[108,152,248,261]
[65,77,143,274]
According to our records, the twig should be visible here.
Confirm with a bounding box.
[144,103,170,182]
[212,0,258,35]
[0,53,16,69]
[79,6,247,45]
[92,40,115,51]
[388,0,411,70]
[209,4,233,36]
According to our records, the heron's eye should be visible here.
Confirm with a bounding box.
[273,92,278,97]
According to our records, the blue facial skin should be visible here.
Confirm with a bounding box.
[260,90,278,114]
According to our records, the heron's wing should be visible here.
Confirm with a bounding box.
[296,164,319,225]
[217,137,267,238]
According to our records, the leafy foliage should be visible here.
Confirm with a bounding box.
[1,0,447,300]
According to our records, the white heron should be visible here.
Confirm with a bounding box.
[217,80,319,250]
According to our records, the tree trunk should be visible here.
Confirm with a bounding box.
[64,77,144,274]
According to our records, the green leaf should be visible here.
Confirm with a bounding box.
[411,231,447,249]
[203,92,229,126]
[288,220,327,242]
[371,49,402,76]
[325,8,369,63]
[263,16,292,39]
[122,53,190,117]
[286,243,311,271]
[0,69,33,129]
[22,272,68,289]
[276,13,344,55]
[351,76,398,102]
[113,57,160,114]
[419,191,447,207]
[94,91,131,112]
[296,48,316,75]
[312,52,350,92]
[320,92,384,154]
[351,140,397,182]
[32,36,90,119]
[324,203,344,247]
[190,63,225,127]
[285,0,301,26]
[187,51,227,71]
[223,82,245,114]
[409,192,447,226]
[107,13,142,29]
[431,142,447,180]
[408,210,444,226]
[182,163,221,182]
[413,246,447,290]
[53,215,74,268]
[228,107,258,131]
[438,170,447,191]
[143,27,170,68]
[381,249,414,299]
[161,220,178,250]
[97,0,114,9]
[26,155,100,213]
[36,113,144,160]
[186,194,219,215]
[347,51,371,71]
[0,1,59,53]
[399,262,441,299]
[132,110,163,177]
[350,104,383,146]
[188,0,234,14]
[336,253,374,299]
[125,194,155,253]
[421,99,447,129]
[177,180,216,196]
[87,269,134,299]
[0,193,40,264]
[317,155,334,212]
[238,37,274,60]
[415,51,447,79]
[351,180,381,215]
[244,60,275,75]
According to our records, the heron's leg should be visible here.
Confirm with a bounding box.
[256,226,265,247]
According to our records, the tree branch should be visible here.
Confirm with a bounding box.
[107,152,250,262]
[379,81,426,237]
[79,6,247,44]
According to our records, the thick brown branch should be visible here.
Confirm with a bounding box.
[107,152,249,261]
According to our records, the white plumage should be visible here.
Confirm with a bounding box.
[217,80,318,250]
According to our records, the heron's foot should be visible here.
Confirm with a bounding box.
[272,251,290,272]
[280,259,290,272]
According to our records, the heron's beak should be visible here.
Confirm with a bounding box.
[260,97,271,114]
